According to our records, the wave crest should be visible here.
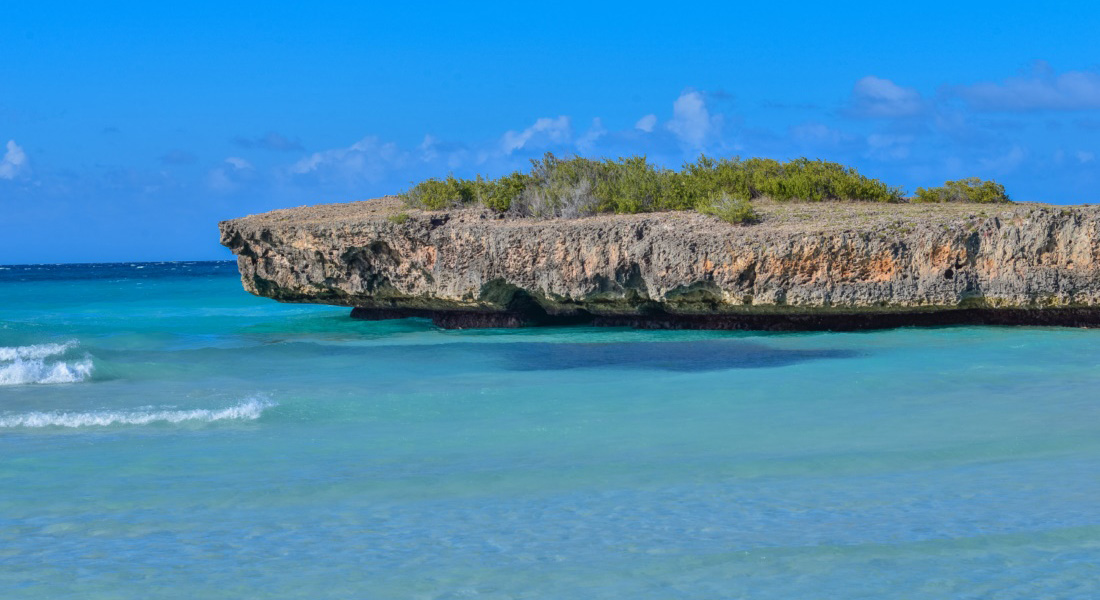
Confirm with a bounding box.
[0,397,276,428]
[0,358,94,386]
[0,341,92,386]
[0,341,76,361]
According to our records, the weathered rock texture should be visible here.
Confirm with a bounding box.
[219,196,1100,329]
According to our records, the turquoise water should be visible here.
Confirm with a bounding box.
[2,262,1099,599]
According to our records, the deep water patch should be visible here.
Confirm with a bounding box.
[497,340,859,372]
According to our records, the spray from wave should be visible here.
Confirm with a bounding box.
[0,341,94,385]
[0,396,277,428]
[0,341,76,361]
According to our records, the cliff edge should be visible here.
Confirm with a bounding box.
[219,197,1100,329]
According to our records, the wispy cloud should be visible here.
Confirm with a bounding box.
[44,76,1089,204]
[225,157,252,170]
[233,132,304,152]
[954,62,1100,111]
[207,157,254,192]
[575,118,607,153]
[418,135,470,169]
[418,135,440,163]
[500,116,572,153]
[0,140,29,180]
[287,136,406,184]
[847,76,924,118]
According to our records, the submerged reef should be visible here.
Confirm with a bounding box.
[220,195,1100,330]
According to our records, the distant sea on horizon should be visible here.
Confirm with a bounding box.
[2,261,1099,598]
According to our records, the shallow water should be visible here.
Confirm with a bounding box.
[2,262,1099,599]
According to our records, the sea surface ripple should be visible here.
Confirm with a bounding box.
[1,261,1098,599]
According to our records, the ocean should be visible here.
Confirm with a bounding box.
[2,261,1098,599]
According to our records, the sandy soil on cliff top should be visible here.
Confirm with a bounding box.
[232,195,1092,235]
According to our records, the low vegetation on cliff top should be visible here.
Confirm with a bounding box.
[912,178,1010,204]
[401,153,1011,224]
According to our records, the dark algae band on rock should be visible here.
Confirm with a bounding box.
[347,306,1100,331]
[220,196,1100,331]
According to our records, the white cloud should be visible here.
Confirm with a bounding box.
[956,62,1100,111]
[419,135,440,162]
[0,140,29,180]
[289,136,406,183]
[418,134,470,169]
[500,116,572,153]
[1078,150,1095,164]
[849,76,924,118]
[667,90,719,148]
[225,157,252,170]
[634,114,657,133]
[575,118,607,153]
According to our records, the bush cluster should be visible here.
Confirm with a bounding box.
[913,178,1011,204]
[400,153,1009,223]
[697,193,760,224]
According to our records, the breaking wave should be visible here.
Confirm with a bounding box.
[0,396,276,428]
[0,341,76,361]
[0,342,93,386]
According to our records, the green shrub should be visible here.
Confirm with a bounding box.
[740,157,904,202]
[399,153,1006,219]
[592,155,669,213]
[401,175,475,209]
[481,172,531,212]
[913,178,1011,203]
[386,211,410,224]
[698,193,759,224]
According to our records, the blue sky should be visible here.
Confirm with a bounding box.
[3,1,1100,263]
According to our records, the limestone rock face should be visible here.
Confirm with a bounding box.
[219,196,1100,329]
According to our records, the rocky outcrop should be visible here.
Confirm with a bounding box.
[219,196,1100,329]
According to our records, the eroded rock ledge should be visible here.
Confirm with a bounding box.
[219,196,1100,330]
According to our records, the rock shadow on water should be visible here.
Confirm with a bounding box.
[499,340,859,372]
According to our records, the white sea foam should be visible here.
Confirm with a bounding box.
[0,357,95,386]
[0,342,92,386]
[0,396,276,428]
[0,341,76,361]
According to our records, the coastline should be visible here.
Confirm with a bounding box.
[221,196,1100,330]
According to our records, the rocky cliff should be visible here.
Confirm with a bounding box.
[219,197,1100,329]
